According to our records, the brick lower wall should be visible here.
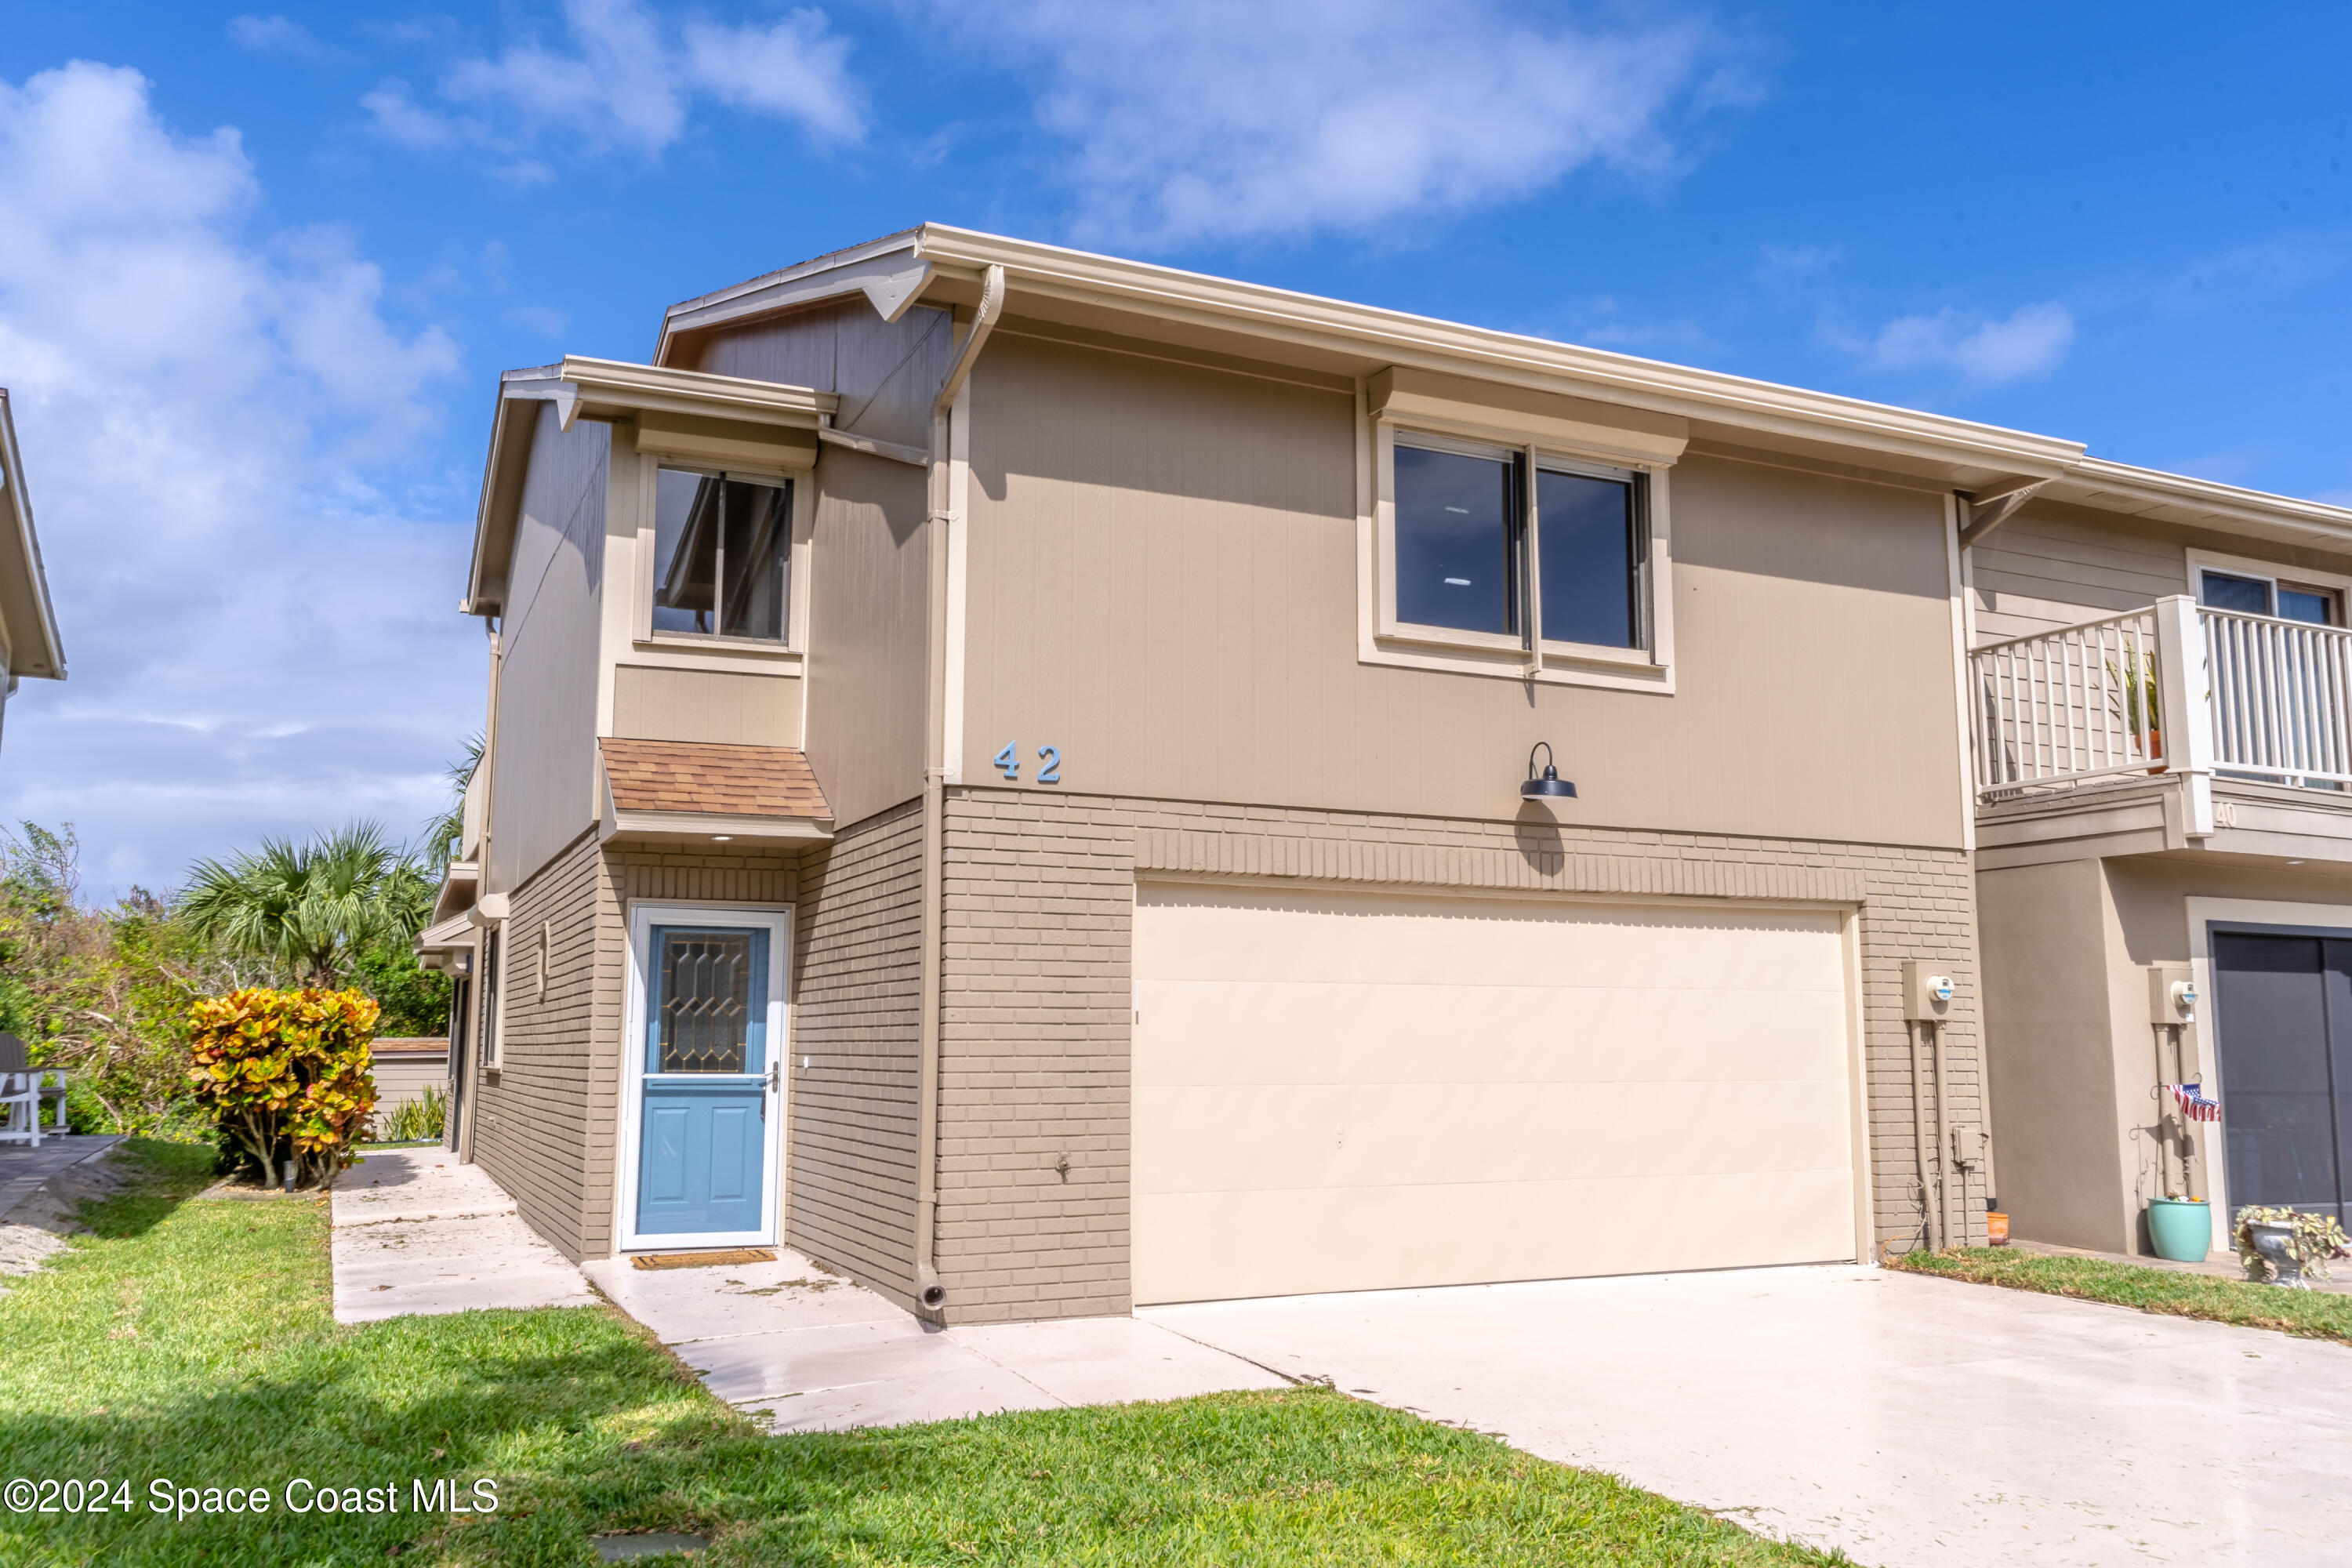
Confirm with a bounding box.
[787,800,924,1307]
[935,789,1986,1323]
[469,829,803,1261]
[470,828,608,1260]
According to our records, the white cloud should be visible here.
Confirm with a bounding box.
[1862,301,2075,384]
[227,14,337,60]
[931,0,1746,245]
[370,0,863,167]
[0,63,477,896]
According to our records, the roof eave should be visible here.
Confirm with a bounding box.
[0,390,66,681]
[462,358,840,620]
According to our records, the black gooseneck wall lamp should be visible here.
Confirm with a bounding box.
[1521,741,1577,800]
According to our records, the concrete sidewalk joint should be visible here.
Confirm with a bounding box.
[331,1148,595,1323]
[584,1250,1289,1433]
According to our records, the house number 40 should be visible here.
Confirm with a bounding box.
[993,742,1062,785]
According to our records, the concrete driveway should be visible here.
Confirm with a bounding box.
[1145,1264,2352,1568]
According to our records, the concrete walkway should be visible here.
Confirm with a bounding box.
[1147,1263,2352,1568]
[0,1134,125,1280]
[584,1251,1288,1433]
[0,1134,122,1224]
[332,1148,596,1323]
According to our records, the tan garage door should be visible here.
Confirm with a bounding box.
[1132,881,1861,1305]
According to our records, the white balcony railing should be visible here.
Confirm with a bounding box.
[1972,594,2352,810]
[2202,606,2352,786]
[1972,607,2166,797]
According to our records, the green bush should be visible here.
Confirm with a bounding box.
[186,987,379,1188]
[379,1083,446,1142]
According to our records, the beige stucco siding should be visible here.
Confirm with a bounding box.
[803,449,930,827]
[611,665,801,748]
[1982,851,2352,1255]
[490,405,609,894]
[964,332,1966,850]
[935,786,1986,1324]
[787,801,924,1307]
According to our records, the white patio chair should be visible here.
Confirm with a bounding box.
[0,1033,64,1148]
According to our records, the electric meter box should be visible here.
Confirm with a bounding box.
[1901,960,1956,1022]
[2147,963,2198,1026]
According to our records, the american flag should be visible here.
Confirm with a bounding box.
[2167,1082,2222,1123]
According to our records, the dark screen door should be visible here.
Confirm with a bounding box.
[2211,932,2352,1224]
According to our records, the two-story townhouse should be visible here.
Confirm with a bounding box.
[1964,471,2352,1254]
[416,224,2337,1323]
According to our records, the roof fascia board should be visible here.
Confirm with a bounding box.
[656,230,935,362]
[599,808,834,843]
[554,356,837,426]
[464,358,840,615]
[904,225,2084,478]
[2058,457,2352,545]
[0,390,65,679]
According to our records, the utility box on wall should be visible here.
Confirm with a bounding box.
[1901,960,1956,1022]
[2146,962,2201,1078]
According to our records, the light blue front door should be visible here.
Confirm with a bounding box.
[637,925,771,1237]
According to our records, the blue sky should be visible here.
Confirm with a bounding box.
[1,2,2347,895]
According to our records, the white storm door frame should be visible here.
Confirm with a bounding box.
[615,901,791,1253]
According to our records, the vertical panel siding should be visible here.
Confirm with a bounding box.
[491,404,608,894]
[936,788,1984,1323]
[789,801,925,1307]
[610,665,803,748]
[802,450,929,827]
[964,330,1966,849]
[689,299,953,455]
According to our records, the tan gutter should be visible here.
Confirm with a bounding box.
[913,264,1004,1315]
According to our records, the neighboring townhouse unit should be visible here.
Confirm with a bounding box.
[1965,471,2352,1250]
[0,389,67,756]
[418,224,2342,1322]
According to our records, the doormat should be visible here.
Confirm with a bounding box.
[630,1248,777,1270]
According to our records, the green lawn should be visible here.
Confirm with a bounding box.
[1,1141,1856,1567]
[1889,1246,2352,1345]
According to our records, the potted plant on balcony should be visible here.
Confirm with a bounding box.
[2106,650,2162,773]
[2232,1205,2350,1288]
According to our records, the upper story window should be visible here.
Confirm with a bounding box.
[2201,568,2340,626]
[1391,433,1648,655]
[651,466,793,641]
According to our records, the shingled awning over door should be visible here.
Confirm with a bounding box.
[597,739,833,844]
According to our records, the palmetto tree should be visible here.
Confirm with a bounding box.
[182,823,436,988]
[422,733,485,868]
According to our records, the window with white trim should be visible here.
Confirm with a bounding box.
[1388,430,1652,658]
[650,466,794,642]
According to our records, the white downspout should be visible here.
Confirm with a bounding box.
[914,263,1004,1314]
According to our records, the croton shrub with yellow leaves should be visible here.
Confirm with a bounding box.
[187,987,380,1189]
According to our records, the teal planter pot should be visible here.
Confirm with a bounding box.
[2147,1198,2213,1262]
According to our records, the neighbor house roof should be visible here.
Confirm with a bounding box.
[654,223,2352,554]
[0,389,65,682]
[599,739,833,822]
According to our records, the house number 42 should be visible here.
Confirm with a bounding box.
[993,742,1062,785]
